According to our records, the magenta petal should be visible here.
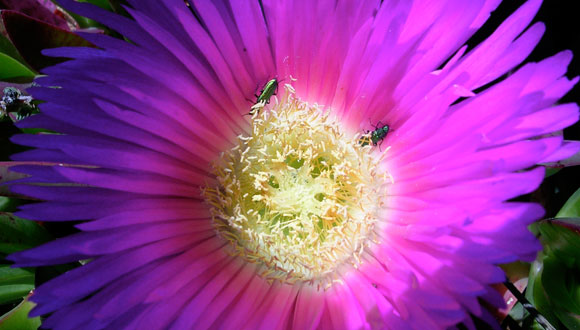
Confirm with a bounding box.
[7,0,578,329]
[541,140,580,163]
[292,287,325,330]
[216,275,272,329]
[324,284,367,329]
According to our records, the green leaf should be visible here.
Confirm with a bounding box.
[542,256,580,315]
[526,258,562,327]
[0,212,52,255]
[0,266,34,286]
[557,187,580,218]
[528,190,580,328]
[554,309,580,330]
[528,253,580,329]
[0,34,27,65]
[0,197,20,213]
[0,284,33,304]
[78,0,113,10]
[544,167,561,178]
[0,243,30,254]
[0,266,34,304]
[0,298,41,330]
[0,197,9,211]
[537,219,580,266]
[0,53,36,81]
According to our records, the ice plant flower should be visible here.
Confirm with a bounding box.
[7,0,579,328]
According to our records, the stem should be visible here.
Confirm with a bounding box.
[501,314,522,330]
[503,280,556,330]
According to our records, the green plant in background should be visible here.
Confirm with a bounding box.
[526,189,580,330]
[0,1,118,328]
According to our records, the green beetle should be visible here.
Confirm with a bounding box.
[359,122,390,148]
[249,78,278,115]
[256,78,278,105]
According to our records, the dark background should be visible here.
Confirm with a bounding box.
[532,0,580,217]
[467,0,580,217]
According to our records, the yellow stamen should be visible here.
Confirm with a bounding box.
[203,85,387,287]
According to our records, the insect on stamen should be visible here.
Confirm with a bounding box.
[248,78,279,116]
[359,121,390,149]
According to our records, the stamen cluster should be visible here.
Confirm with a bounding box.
[204,87,387,285]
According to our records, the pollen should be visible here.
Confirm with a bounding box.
[203,85,388,287]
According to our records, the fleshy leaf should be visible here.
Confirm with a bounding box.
[0,212,52,255]
[0,285,33,304]
[0,0,72,30]
[1,10,93,70]
[0,197,10,211]
[554,309,580,330]
[0,33,27,65]
[0,296,41,330]
[0,53,35,81]
[526,258,561,328]
[537,219,580,264]
[78,0,112,10]
[556,187,580,218]
[525,190,580,329]
[0,197,19,213]
[0,266,34,304]
[544,167,560,178]
[0,266,34,286]
[541,257,580,315]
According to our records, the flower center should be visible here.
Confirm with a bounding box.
[203,85,387,286]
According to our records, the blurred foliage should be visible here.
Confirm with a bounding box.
[526,189,580,330]
[0,53,35,82]
[0,213,52,257]
[0,297,40,330]
[0,266,34,305]
[0,34,30,71]
[506,190,580,330]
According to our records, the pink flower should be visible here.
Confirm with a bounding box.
[9,0,578,328]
